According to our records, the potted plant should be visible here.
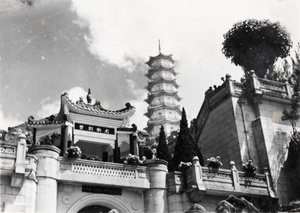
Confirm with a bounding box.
[207,156,223,169]
[65,146,82,158]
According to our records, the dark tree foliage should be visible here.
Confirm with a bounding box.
[222,19,292,78]
[172,108,204,171]
[157,126,172,170]
[157,126,170,160]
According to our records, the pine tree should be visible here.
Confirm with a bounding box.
[157,125,172,170]
[172,108,204,171]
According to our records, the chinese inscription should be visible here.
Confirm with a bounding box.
[75,123,114,135]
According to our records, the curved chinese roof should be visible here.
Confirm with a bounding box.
[145,53,174,66]
[56,93,136,120]
[28,93,136,127]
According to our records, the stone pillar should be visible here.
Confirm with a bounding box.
[29,145,60,213]
[11,134,27,187]
[230,161,240,190]
[144,159,169,213]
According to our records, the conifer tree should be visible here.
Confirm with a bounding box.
[172,108,204,171]
[157,125,172,170]
[157,126,171,159]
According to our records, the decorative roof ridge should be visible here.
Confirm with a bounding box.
[60,93,136,118]
[26,113,67,127]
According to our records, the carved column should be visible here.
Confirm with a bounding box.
[29,145,60,213]
[144,159,169,213]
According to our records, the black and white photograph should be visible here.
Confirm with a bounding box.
[0,0,299,212]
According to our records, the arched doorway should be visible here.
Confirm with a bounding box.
[67,194,132,213]
[78,205,111,213]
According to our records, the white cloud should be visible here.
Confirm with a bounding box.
[71,0,300,120]
[130,99,148,130]
[125,79,148,129]
[0,105,23,130]
[37,99,60,119]
[37,87,89,119]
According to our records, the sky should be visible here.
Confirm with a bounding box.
[0,0,299,131]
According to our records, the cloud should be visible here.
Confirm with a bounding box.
[125,79,147,99]
[130,99,148,130]
[0,105,23,130]
[37,87,89,119]
[71,0,300,121]
[125,79,148,129]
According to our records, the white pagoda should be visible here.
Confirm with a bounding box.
[144,45,181,138]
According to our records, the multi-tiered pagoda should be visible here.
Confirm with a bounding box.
[144,48,181,138]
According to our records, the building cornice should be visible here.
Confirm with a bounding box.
[145,91,181,104]
[145,78,179,91]
[145,67,177,78]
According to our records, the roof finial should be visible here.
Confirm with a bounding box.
[87,88,92,104]
[158,39,161,54]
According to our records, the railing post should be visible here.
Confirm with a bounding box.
[10,134,27,187]
[249,71,262,95]
[230,161,240,190]
[285,81,293,98]
[186,156,206,203]
[191,156,206,191]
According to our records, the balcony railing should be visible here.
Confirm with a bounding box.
[168,157,276,202]
[0,139,37,187]
[58,158,150,189]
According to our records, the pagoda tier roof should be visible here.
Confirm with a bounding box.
[145,78,179,91]
[144,119,180,132]
[145,67,177,78]
[145,91,181,104]
[145,53,174,66]
[144,105,181,118]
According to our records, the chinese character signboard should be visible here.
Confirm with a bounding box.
[75,123,115,135]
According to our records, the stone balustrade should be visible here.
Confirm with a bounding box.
[0,139,37,187]
[168,157,276,203]
[58,158,150,189]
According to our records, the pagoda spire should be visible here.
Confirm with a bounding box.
[158,39,161,54]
